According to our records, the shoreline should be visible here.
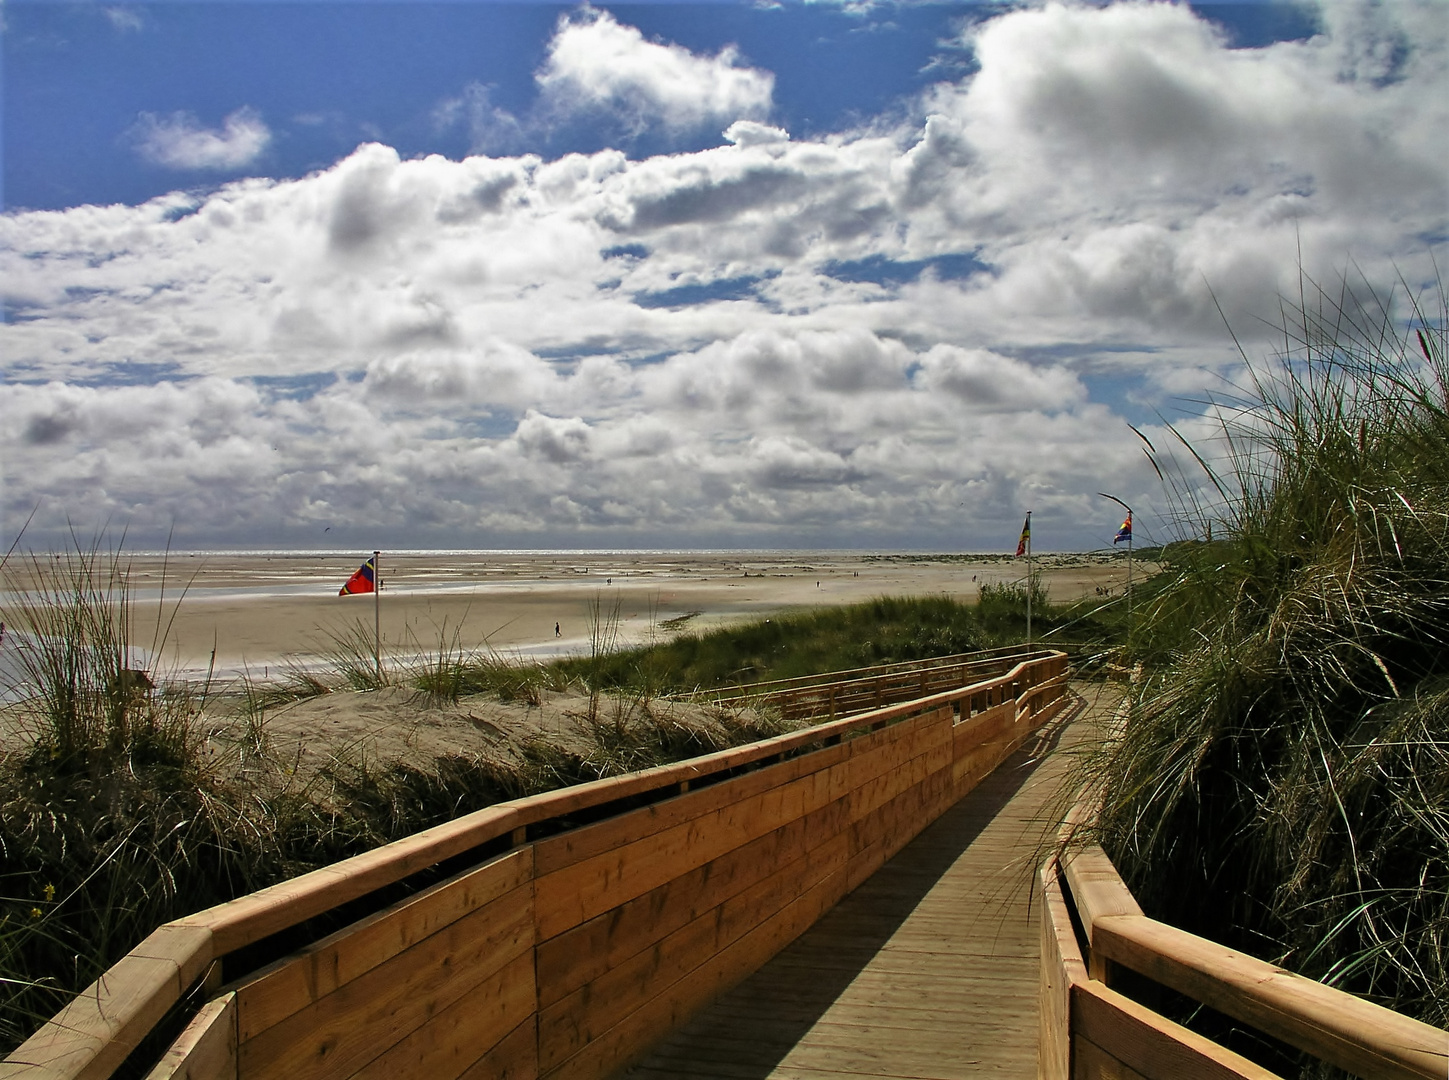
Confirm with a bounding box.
[1,550,1138,681]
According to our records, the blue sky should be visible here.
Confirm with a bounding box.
[1,0,1444,550]
[5,2,983,209]
[4,2,1324,213]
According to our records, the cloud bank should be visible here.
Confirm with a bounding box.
[4,0,1445,549]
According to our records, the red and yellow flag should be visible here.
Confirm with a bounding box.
[338,555,377,595]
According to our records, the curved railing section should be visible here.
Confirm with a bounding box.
[6,648,1069,1080]
[1040,839,1449,1080]
[687,644,1047,721]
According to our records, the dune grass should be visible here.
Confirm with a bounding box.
[0,540,305,1049]
[1076,270,1449,1045]
[549,586,1121,694]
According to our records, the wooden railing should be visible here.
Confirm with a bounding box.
[690,645,1044,722]
[1040,841,1449,1080]
[6,649,1069,1080]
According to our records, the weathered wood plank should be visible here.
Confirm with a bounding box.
[535,796,849,1009]
[548,860,852,1079]
[1039,867,1085,1080]
[2,923,214,1080]
[1074,1038,1150,1080]
[233,847,531,1042]
[237,881,533,1080]
[531,739,852,877]
[455,1016,538,1080]
[347,950,535,1080]
[537,831,852,1073]
[144,992,236,1080]
[1093,913,1449,1080]
[1071,981,1283,1080]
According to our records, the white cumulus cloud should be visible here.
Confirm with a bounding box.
[536,7,774,134]
[132,107,271,170]
[104,7,145,32]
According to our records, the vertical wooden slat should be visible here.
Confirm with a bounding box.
[2,924,214,1080]
[144,993,237,1080]
[1040,866,1085,1080]
[1071,981,1283,1080]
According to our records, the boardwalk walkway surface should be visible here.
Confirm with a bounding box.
[623,683,1116,1080]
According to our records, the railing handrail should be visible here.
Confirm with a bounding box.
[760,654,1045,703]
[10,649,1066,1079]
[1054,843,1449,1080]
[682,644,1045,700]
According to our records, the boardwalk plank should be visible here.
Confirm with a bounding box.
[619,687,1109,1080]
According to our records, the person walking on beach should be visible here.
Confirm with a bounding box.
[555,622,561,638]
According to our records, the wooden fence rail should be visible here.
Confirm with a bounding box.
[1040,842,1449,1080]
[687,644,1034,696]
[6,649,1068,1080]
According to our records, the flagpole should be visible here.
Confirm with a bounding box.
[1127,528,1134,625]
[1098,493,1135,636]
[373,550,382,683]
[1026,527,1033,648]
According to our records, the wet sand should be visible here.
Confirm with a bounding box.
[2,550,1137,680]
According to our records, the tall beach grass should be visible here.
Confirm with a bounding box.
[1076,269,1449,1040]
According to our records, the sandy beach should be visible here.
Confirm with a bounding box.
[0,550,1135,681]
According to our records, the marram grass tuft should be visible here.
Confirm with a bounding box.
[1077,269,1449,1044]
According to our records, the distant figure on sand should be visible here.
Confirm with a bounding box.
[555,622,561,637]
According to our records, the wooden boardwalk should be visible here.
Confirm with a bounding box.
[622,685,1108,1080]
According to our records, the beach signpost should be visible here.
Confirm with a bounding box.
[339,551,383,681]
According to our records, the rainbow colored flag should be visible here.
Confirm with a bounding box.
[1113,512,1132,544]
[1015,512,1031,557]
[339,555,377,595]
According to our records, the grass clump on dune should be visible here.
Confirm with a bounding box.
[552,591,1088,694]
[1079,271,1449,1039]
[0,541,310,1049]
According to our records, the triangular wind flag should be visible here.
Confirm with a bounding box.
[1015,512,1031,557]
[1113,512,1132,544]
[339,555,377,595]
